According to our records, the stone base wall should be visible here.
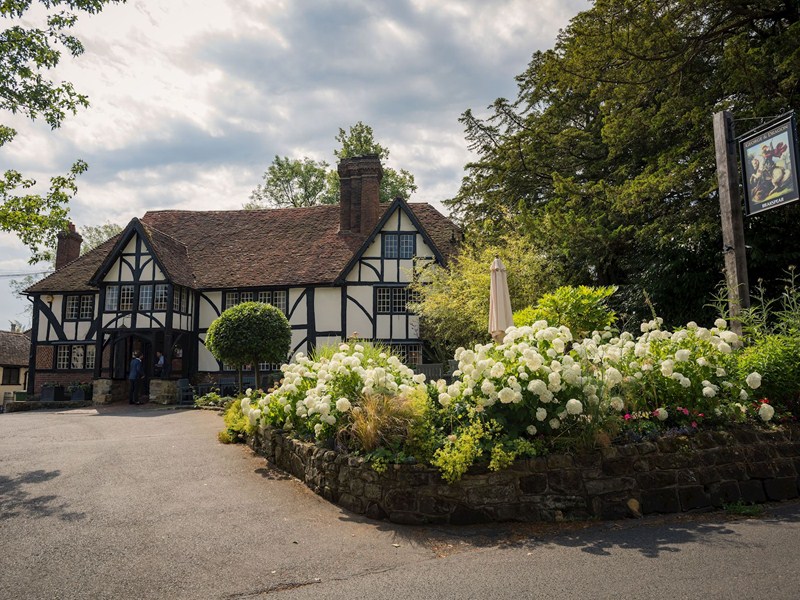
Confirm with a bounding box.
[91,379,126,405]
[252,426,800,525]
[149,379,177,405]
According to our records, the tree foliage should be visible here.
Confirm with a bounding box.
[205,302,291,389]
[447,0,800,327]
[246,156,332,209]
[408,230,562,357]
[1,0,123,262]
[247,121,417,209]
[79,220,122,254]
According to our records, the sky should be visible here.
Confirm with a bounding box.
[0,0,587,329]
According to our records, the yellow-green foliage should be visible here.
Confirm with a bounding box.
[219,398,252,444]
[408,231,560,351]
[432,421,486,483]
[513,285,617,337]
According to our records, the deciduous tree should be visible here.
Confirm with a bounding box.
[1,0,123,262]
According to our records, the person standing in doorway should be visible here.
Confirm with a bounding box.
[154,351,165,378]
[128,351,144,404]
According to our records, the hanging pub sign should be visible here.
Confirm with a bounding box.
[739,112,799,216]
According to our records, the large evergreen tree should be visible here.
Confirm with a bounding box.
[448,0,800,326]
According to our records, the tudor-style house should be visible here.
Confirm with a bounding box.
[25,156,459,398]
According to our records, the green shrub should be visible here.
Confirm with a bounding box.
[513,285,617,337]
[737,335,800,411]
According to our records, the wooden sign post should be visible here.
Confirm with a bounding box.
[712,111,750,335]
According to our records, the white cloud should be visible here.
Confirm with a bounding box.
[0,0,586,328]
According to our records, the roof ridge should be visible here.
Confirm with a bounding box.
[140,221,189,252]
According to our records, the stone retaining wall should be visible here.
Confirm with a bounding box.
[252,425,800,525]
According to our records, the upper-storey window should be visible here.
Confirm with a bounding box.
[139,285,153,310]
[65,296,80,320]
[119,285,134,311]
[227,290,288,313]
[80,295,94,319]
[154,284,169,311]
[173,285,182,312]
[105,286,119,311]
[383,233,415,259]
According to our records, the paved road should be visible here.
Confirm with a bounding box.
[1,405,799,600]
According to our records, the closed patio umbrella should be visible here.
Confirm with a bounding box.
[489,257,513,343]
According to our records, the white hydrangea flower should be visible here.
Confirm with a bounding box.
[549,418,561,430]
[654,407,668,421]
[717,341,732,354]
[660,359,674,377]
[714,318,727,329]
[335,397,352,412]
[438,393,452,407]
[498,387,515,404]
[566,399,583,415]
[610,397,624,412]
[526,425,537,436]
[674,349,691,362]
[702,386,717,398]
[758,403,774,422]
[536,407,548,421]
[746,372,762,390]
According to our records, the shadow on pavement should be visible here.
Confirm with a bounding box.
[0,469,86,522]
[334,499,800,559]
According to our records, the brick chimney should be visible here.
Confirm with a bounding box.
[55,223,83,269]
[338,155,383,235]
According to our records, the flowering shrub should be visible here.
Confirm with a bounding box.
[236,319,789,483]
[252,341,427,442]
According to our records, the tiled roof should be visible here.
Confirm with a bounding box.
[0,331,29,366]
[25,235,122,294]
[25,201,459,293]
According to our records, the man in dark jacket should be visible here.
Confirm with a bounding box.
[128,351,144,405]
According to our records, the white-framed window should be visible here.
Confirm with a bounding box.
[272,290,287,313]
[173,285,181,311]
[383,233,415,259]
[258,291,271,304]
[105,286,119,311]
[65,296,80,320]
[377,287,411,314]
[383,234,398,258]
[139,285,153,310]
[392,288,407,313]
[387,344,422,366]
[181,287,188,313]
[240,291,253,303]
[86,345,96,370]
[225,292,238,310]
[80,295,94,319]
[120,285,134,311]
[399,234,415,259]
[56,346,70,369]
[154,284,169,310]
[376,288,392,313]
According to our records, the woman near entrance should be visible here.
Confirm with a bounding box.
[128,351,144,404]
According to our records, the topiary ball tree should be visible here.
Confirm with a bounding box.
[205,301,291,391]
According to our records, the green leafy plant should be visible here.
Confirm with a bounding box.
[514,285,617,338]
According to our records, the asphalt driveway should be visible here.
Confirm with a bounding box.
[2,405,800,600]
[0,405,437,599]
